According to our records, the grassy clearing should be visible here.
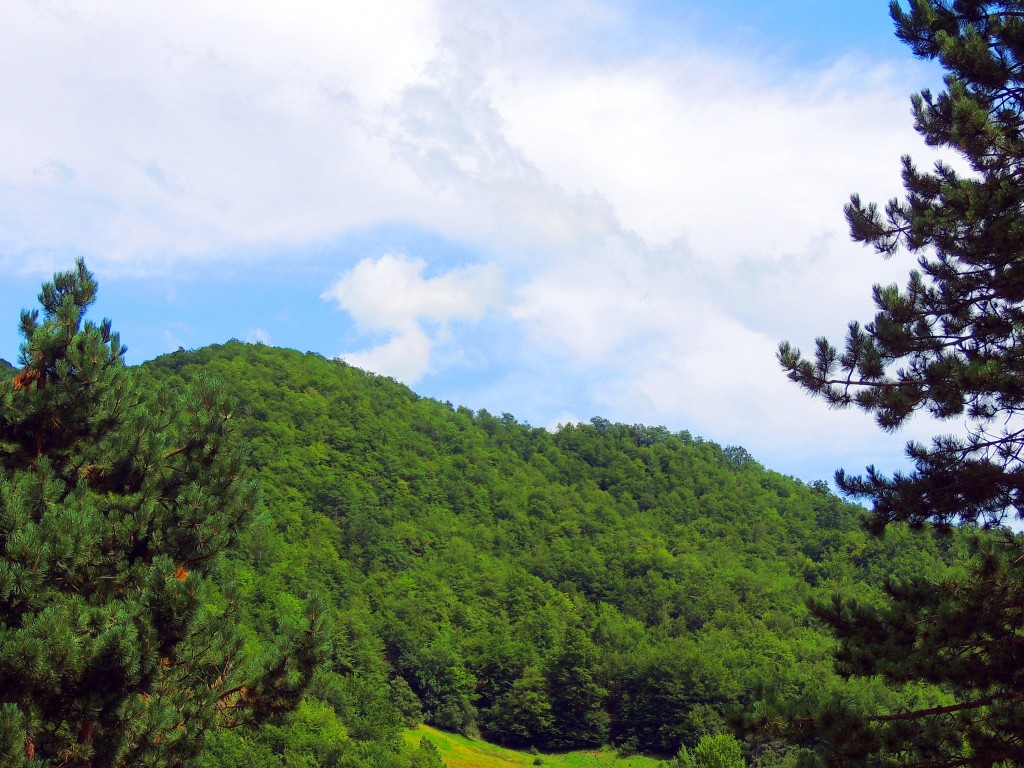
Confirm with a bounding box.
[403,725,664,768]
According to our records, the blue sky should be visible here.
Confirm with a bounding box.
[1,0,954,487]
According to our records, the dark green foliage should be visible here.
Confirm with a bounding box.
[389,676,425,729]
[404,637,477,735]
[0,262,325,767]
[481,666,553,747]
[778,0,1024,532]
[613,641,737,755]
[777,2,1024,765]
[544,626,608,750]
[140,341,960,763]
[2,268,957,764]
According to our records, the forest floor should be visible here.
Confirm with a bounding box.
[403,725,665,768]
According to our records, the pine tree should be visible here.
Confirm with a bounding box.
[0,260,326,767]
[777,2,1024,765]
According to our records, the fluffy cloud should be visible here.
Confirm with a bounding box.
[0,0,948,480]
[340,326,435,385]
[322,254,503,383]
[0,0,928,277]
[0,0,440,268]
[494,58,924,262]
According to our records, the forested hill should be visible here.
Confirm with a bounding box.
[142,341,957,767]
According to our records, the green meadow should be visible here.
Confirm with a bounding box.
[404,726,664,768]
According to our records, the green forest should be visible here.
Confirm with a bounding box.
[0,326,969,767]
[5,1,1024,766]
[146,340,967,766]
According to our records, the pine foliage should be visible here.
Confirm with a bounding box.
[0,261,325,767]
[778,2,1024,765]
[779,0,1024,531]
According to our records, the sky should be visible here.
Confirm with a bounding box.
[0,0,959,488]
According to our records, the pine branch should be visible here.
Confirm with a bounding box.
[869,694,1004,723]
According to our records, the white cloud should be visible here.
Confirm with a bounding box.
[0,0,928,275]
[0,0,949,479]
[492,55,928,263]
[246,327,271,345]
[323,253,501,331]
[322,253,503,383]
[342,325,434,384]
[0,0,441,269]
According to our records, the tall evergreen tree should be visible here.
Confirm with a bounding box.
[0,260,325,767]
[778,1,1024,765]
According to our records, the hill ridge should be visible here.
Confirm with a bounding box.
[140,341,956,767]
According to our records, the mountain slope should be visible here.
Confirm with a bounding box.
[142,342,957,766]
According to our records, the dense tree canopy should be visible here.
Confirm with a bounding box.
[0,262,324,767]
[778,1,1024,764]
[0,265,968,766]
[143,340,960,766]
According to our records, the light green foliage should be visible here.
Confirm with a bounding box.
[667,733,749,768]
[195,730,285,768]
[276,700,351,768]
[692,734,745,768]
[669,734,745,768]
[137,341,963,763]
[668,749,697,768]
[409,736,445,768]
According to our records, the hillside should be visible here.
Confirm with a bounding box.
[139,342,959,767]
